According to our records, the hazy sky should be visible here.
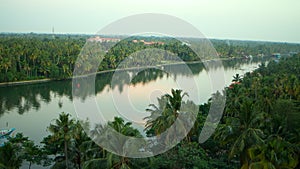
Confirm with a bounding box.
[1,0,299,43]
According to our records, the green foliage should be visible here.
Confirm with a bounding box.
[0,142,23,169]
[0,133,47,169]
[215,54,300,168]
[1,33,299,83]
[43,112,92,169]
[2,54,300,168]
[151,142,210,169]
[248,136,298,169]
[144,89,190,136]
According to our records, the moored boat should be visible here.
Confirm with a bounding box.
[0,128,16,139]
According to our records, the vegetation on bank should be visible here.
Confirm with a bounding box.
[0,33,299,82]
[1,54,300,168]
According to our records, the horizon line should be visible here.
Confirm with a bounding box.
[1,31,299,44]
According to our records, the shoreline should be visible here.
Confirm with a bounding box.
[0,57,247,87]
[0,78,53,87]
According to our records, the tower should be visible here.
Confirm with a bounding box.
[52,26,55,39]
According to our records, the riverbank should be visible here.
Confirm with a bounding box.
[0,57,251,87]
[0,78,53,87]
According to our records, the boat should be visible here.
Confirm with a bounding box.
[0,128,15,139]
[0,128,15,147]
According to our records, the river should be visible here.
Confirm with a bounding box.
[0,57,270,146]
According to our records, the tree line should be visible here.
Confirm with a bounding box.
[1,33,299,82]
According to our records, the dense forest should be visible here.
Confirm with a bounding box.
[1,54,299,168]
[0,33,299,82]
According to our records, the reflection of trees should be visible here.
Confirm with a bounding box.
[131,68,164,85]
[164,63,204,77]
[110,71,130,93]
[203,57,272,71]
[0,85,40,116]
[187,62,205,75]
[0,58,269,116]
[95,72,114,92]
[0,80,72,117]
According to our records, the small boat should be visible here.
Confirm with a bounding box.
[0,128,16,139]
[0,128,15,147]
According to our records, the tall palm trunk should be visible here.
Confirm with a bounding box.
[76,150,82,169]
[64,139,69,169]
[240,149,249,168]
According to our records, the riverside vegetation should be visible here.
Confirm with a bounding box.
[0,54,300,169]
[0,33,299,82]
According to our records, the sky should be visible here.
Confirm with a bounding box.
[1,0,299,43]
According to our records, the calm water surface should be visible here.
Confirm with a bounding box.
[0,58,270,145]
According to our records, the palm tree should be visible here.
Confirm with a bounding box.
[144,89,188,135]
[225,85,245,117]
[144,96,168,136]
[71,121,91,169]
[144,89,198,149]
[48,112,75,169]
[23,140,45,169]
[0,142,23,169]
[0,133,42,169]
[0,134,27,169]
[215,99,265,168]
[84,117,143,169]
[108,117,141,138]
[248,135,298,169]
[165,89,188,116]
[232,73,242,83]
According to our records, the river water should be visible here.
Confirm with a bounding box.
[0,57,270,145]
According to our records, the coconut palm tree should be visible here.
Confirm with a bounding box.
[84,117,143,169]
[48,112,75,169]
[144,89,188,135]
[70,121,91,169]
[144,89,199,150]
[165,89,188,117]
[0,142,23,169]
[0,133,44,169]
[144,96,168,136]
[232,73,242,83]
[215,99,265,168]
[248,135,298,169]
[0,140,24,169]
[22,140,45,169]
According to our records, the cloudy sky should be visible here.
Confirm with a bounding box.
[1,0,299,42]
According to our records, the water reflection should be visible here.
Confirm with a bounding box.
[0,57,270,117]
[0,80,72,117]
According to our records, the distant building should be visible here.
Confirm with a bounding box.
[132,39,164,45]
[88,36,121,43]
